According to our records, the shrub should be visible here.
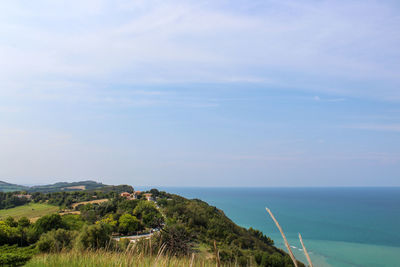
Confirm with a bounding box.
[18,217,31,228]
[118,214,141,235]
[0,245,36,266]
[0,221,19,245]
[133,201,164,228]
[260,252,294,267]
[61,214,85,231]
[37,229,77,252]
[34,214,64,235]
[157,225,192,256]
[78,223,113,249]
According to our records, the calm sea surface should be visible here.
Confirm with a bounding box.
[138,187,400,267]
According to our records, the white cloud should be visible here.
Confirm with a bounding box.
[0,0,399,101]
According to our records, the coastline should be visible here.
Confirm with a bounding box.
[149,186,400,267]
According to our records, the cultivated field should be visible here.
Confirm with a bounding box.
[0,203,59,221]
[71,199,109,209]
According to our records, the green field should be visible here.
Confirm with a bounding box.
[0,203,59,221]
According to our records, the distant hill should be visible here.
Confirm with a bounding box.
[0,181,132,193]
[28,180,106,192]
[0,181,29,192]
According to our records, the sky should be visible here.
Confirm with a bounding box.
[0,0,399,186]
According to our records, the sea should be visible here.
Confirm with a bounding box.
[138,187,400,267]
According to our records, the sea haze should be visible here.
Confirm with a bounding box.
[137,187,400,267]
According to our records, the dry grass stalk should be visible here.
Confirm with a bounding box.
[298,233,313,267]
[190,253,195,267]
[214,240,221,267]
[265,207,298,267]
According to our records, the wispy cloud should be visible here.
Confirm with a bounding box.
[0,0,399,100]
[313,96,346,102]
[346,124,400,133]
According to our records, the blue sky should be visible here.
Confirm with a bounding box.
[0,0,399,186]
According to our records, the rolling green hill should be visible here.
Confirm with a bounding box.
[0,181,29,192]
[0,203,59,221]
[0,180,107,193]
[28,180,106,192]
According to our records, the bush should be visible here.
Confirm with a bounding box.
[157,225,192,256]
[117,238,131,251]
[17,217,30,228]
[0,245,36,266]
[37,229,77,252]
[0,221,19,245]
[118,214,141,235]
[78,223,113,249]
[61,214,85,231]
[34,214,64,235]
[260,252,294,267]
[133,201,164,228]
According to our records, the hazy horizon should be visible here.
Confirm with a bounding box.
[1,0,400,187]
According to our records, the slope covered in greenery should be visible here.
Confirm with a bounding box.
[0,180,129,193]
[157,191,302,266]
[0,184,302,266]
[0,181,28,192]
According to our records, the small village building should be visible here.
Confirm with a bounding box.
[120,192,131,198]
[132,191,141,199]
[120,191,153,201]
[143,193,153,201]
[14,194,32,200]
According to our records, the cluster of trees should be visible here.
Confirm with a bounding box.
[0,192,30,209]
[77,198,164,234]
[0,184,134,211]
[0,196,165,266]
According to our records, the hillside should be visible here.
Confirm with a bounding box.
[0,181,28,192]
[0,184,303,266]
[0,180,116,193]
[28,180,106,192]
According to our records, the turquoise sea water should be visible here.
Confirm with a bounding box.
[146,187,400,267]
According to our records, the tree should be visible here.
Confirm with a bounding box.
[17,217,30,228]
[98,214,117,228]
[4,217,17,227]
[0,221,19,245]
[157,225,192,256]
[37,229,77,252]
[118,214,141,235]
[34,214,64,235]
[133,201,164,228]
[78,223,112,249]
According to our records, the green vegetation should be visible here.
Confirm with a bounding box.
[25,249,233,267]
[28,181,106,192]
[0,180,133,193]
[0,181,28,193]
[0,182,302,267]
[0,192,30,209]
[0,245,37,266]
[0,203,59,220]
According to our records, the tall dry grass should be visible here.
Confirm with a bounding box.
[298,233,313,267]
[265,208,313,267]
[25,249,249,267]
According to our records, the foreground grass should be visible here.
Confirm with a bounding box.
[0,203,59,221]
[25,250,246,267]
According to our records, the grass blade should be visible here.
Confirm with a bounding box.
[265,207,298,267]
[298,233,313,267]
